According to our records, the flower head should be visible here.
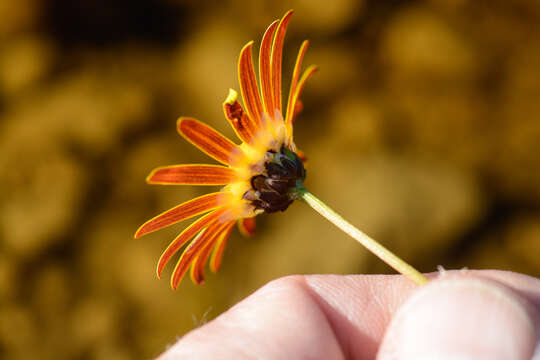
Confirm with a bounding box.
[135,10,318,289]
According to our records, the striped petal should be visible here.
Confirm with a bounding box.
[146,164,237,185]
[157,207,229,278]
[293,100,304,121]
[177,118,241,165]
[259,20,279,115]
[186,230,207,284]
[134,192,228,239]
[190,221,235,285]
[270,10,293,113]
[238,42,263,127]
[210,222,235,273]
[285,40,309,127]
[223,89,257,143]
[285,65,318,138]
[171,220,231,289]
[189,237,215,285]
[238,217,256,237]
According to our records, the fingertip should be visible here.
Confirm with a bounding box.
[378,276,539,360]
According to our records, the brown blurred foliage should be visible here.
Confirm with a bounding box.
[1,0,540,358]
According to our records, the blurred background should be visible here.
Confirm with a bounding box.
[1,0,540,358]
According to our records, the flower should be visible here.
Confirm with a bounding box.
[135,10,318,289]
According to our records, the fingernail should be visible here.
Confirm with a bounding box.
[378,277,539,360]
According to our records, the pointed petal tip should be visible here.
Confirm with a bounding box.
[264,19,280,35]
[156,262,164,279]
[145,168,159,184]
[240,40,255,53]
[176,117,189,137]
[134,225,146,239]
[282,9,294,21]
[171,272,181,289]
[190,268,205,285]
[171,265,186,290]
[176,116,190,132]
[238,217,256,237]
[265,19,280,29]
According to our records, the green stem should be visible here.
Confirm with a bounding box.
[297,187,428,285]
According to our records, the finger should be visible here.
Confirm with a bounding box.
[158,271,540,360]
[158,274,420,360]
[158,275,345,359]
[378,274,540,360]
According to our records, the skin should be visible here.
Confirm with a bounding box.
[158,270,540,359]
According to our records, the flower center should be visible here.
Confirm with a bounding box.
[243,146,306,213]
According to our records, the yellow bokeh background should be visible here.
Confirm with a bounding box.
[1,0,540,358]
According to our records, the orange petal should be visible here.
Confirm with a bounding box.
[296,149,308,163]
[156,207,229,279]
[223,89,257,143]
[285,65,318,138]
[177,118,240,165]
[146,164,236,185]
[285,40,309,127]
[180,223,220,287]
[238,42,264,127]
[270,10,293,113]
[189,242,213,285]
[190,221,234,285]
[259,20,279,115]
[238,217,256,237]
[187,230,207,284]
[134,192,228,239]
[293,100,304,121]
[209,221,235,273]
[171,220,231,289]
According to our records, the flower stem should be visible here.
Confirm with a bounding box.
[297,187,428,285]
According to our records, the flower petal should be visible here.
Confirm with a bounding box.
[134,192,227,239]
[156,207,229,279]
[238,217,256,237]
[209,221,235,273]
[285,40,309,129]
[177,118,241,165]
[189,241,214,285]
[223,89,257,143]
[292,99,304,121]
[270,10,293,113]
[186,230,206,284]
[190,221,234,285]
[146,164,237,185]
[259,20,279,115]
[238,42,263,127]
[171,220,231,289]
[285,65,318,138]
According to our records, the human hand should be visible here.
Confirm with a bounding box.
[158,270,540,359]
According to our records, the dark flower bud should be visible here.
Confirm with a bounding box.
[244,146,306,213]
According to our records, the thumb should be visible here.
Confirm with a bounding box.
[378,275,540,360]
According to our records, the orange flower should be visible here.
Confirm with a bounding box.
[135,10,318,289]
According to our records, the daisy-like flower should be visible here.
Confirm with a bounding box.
[135,10,316,289]
[136,10,428,290]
